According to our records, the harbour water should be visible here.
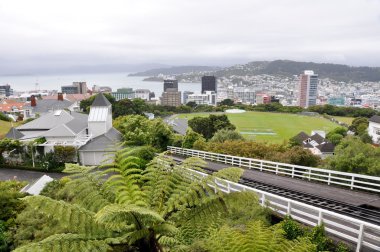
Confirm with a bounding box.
[0,73,201,97]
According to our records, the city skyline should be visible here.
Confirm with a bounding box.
[0,0,380,75]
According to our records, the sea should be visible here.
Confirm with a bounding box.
[0,73,201,97]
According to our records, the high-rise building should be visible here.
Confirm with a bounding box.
[298,70,318,108]
[61,85,79,94]
[62,82,88,94]
[164,80,178,92]
[73,82,88,94]
[0,84,13,97]
[201,76,216,93]
[161,89,181,107]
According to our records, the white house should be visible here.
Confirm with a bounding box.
[6,93,122,166]
[292,131,335,158]
[368,115,380,144]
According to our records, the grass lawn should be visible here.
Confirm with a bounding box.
[331,116,354,125]
[0,120,21,139]
[178,112,338,143]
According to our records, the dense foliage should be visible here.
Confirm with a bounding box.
[326,137,380,176]
[12,151,275,251]
[79,93,116,113]
[188,114,236,139]
[0,112,11,122]
[0,181,26,251]
[202,140,321,167]
[9,147,349,251]
[113,115,174,151]
[308,105,378,118]
[209,129,244,143]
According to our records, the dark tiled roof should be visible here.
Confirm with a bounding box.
[369,115,380,124]
[24,100,73,113]
[79,128,122,151]
[5,127,24,139]
[310,133,325,144]
[293,131,309,143]
[302,142,314,148]
[317,142,335,153]
[91,93,111,107]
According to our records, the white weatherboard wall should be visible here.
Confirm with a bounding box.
[79,151,114,166]
[88,106,112,138]
[368,121,380,143]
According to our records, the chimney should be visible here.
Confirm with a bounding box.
[58,92,64,101]
[30,95,36,107]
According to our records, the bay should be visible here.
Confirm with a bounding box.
[0,73,201,97]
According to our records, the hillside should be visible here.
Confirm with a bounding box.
[213,60,380,82]
[130,60,380,82]
[128,65,221,76]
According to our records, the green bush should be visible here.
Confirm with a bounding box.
[281,216,305,240]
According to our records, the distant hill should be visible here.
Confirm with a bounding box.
[129,66,221,76]
[214,60,380,82]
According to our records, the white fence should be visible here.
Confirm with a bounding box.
[187,168,380,252]
[168,146,380,193]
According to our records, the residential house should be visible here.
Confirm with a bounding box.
[6,93,122,166]
[368,115,380,144]
[23,94,75,120]
[292,131,335,158]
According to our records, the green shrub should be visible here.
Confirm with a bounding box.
[281,215,305,240]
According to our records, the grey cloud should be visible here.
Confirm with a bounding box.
[0,0,380,75]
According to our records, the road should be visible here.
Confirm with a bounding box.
[0,168,65,182]
[164,115,188,135]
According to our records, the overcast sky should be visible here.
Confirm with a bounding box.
[1,0,380,74]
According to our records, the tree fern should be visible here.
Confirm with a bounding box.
[14,149,289,252]
[202,221,316,252]
[21,196,109,238]
[13,234,111,252]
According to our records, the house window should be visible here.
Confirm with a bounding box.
[375,128,380,135]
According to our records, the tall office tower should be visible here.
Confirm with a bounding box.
[161,89,181,107]
[73,82,88,94]
[163,79,178,92]
[0,84,14,97]
[298,70,318,108]
[201,76,216,93]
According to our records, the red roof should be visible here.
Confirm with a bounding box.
[0,100,26,112]
[42,93,91,102]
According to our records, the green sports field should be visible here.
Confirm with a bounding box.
[331,116,354,125]
[177,112,339,143]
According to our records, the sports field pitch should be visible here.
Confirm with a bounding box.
[177,111,339,143]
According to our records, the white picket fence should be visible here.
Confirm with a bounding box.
[187,168,380,252]
[168,146,380,193]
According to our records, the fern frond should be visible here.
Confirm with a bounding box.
[212,167,244,183]
[95,204,165,232]
[63,163,95,173]
[22,196,109,237]
[201,220,316,252]
[180,157,207,172]
[58,171,114,212]
[13,233,111,252]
